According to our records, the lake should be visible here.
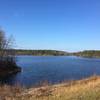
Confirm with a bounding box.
[0,56,100,88]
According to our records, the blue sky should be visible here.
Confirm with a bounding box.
[0,0,100,51]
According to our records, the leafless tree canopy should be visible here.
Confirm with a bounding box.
[0,29,15,65]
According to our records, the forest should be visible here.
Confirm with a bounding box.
[13,49,69,56]
[72,50,100,58]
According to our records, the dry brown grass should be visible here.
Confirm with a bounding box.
[0,84,22,100]
[0,76,100,100]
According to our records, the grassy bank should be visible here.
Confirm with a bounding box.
[0,76,100,100]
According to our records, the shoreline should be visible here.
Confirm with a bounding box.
[0,75,100,100]
[0,66,21,77]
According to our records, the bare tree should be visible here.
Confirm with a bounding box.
[0,29,16,68]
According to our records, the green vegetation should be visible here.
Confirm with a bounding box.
[0,29,21,77]
[13,49,69,56]
[0,76,100,100]
[4,50,100,57]
[72,50,100,58]
[5,49,100,58]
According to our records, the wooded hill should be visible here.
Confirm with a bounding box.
[72,50,100,58]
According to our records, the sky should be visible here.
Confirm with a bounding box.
[0,0,100,52]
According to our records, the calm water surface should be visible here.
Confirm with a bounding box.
[1,56,100,87]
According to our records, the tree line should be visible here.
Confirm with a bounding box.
[72,50,100,58]
[13,49,69,56]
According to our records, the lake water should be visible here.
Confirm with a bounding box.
[1,56,100,88]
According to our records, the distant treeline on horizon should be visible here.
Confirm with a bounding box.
[14,49,100,57]
[1,49,100,57]
[13,49,69,56]
[73,50,100,58]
